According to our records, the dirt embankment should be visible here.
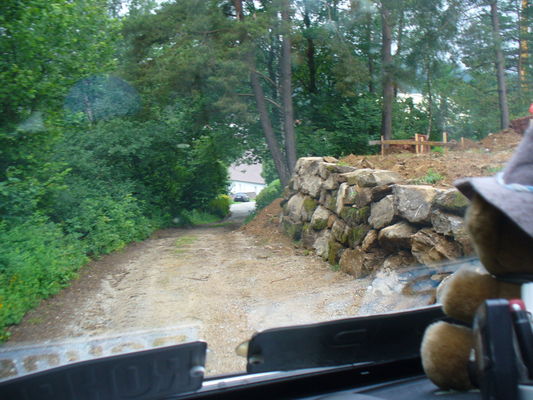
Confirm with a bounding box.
[340,130,522,186]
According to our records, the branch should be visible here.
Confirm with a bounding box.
[237,93,281,109]
[251,69,278,87]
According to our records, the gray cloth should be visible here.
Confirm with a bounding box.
[455,125,533,239]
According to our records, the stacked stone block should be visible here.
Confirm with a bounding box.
[281,157,472,278]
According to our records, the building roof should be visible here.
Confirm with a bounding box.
[228,163,265,185]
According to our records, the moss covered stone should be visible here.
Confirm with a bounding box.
[282,218,303,241]
[340,206,370,226]
[312,218,328,231]
[303,197,318,214]
[347,224,371,248]
[327,240,344,265]
[435,189,469,215]
[326,195,337,212]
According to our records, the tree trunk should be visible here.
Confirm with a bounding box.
[490,0,510,129]
[303,0,317,94]
[518,0,529,92]
[281,0,297,175]
[250,70,291,185]
[366,14,375,94]
[425,58,433,137]
[234,0,291,186]
[393,7,405,98]
[381,2,394,141]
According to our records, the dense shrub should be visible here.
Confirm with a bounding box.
[0,218,87,340]
[207,194,231,218]
[255,179,282,211]
[63,193,154,256]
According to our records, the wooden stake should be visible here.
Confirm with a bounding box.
[381,136,385,156]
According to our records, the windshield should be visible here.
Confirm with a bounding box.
[0,0,531,382]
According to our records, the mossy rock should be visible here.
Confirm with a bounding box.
[435,189,469,215]
[340,206,370,226]
[328,240,344,265]
[326,195,337,211]
[303,197,318,214]
[283,219,303,241]
[347,224,371,248]
[311,217,328,231]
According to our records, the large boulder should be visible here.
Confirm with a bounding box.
[323,191,338,212]
[332,218,349,245]
[369,195,396,229]
[382,251,416,269]
[285,193,305,222]
[371,185,393,202]
[361,229,379,251]
[434,188,469,215]
[295,157,323,176]
[378,221,417,250]
[411,228,462,265]
[301,224,318,249]
[346,224,371,248]
[299,175,324,198]
[336,183,358,210]
[328,240,344,265]
[339,248,387,278]
[431,210,464,237]
[318,163,355,180]
[282,216,303,240]
[313,229,333,259]
[302,196,319,221]
[339,206,370,226]
[310,206,332,230]
[394,185,441,224]
[341,169,403,187]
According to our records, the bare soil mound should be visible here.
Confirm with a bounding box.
[340,130,522,187]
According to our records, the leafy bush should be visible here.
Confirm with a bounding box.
[207,194,231,218]
[63,193,154,256]
[255,179,282,211]
[0,218,87,340]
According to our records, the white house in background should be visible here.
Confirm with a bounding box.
[228,163,266,197]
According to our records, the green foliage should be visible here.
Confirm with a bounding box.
[0,218,87,340]
[178,210,221,226]
[208,195,231,218]
[255,179,282,211]
[62,193,153,256]
[416,169,444,185]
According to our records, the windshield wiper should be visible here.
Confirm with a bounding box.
[245,305,444,373]
[0,341,206,400]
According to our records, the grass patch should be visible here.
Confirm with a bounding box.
[181,210,221,226]
[175,235,197,254]
[331,264,340,272]
[415,168,444,185]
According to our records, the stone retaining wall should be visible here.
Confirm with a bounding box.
[281,157,473,278]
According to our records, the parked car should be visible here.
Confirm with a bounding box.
[233,193,250,202]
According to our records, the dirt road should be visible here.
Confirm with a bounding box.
[4,203,381,377]
[2,201,438,381]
